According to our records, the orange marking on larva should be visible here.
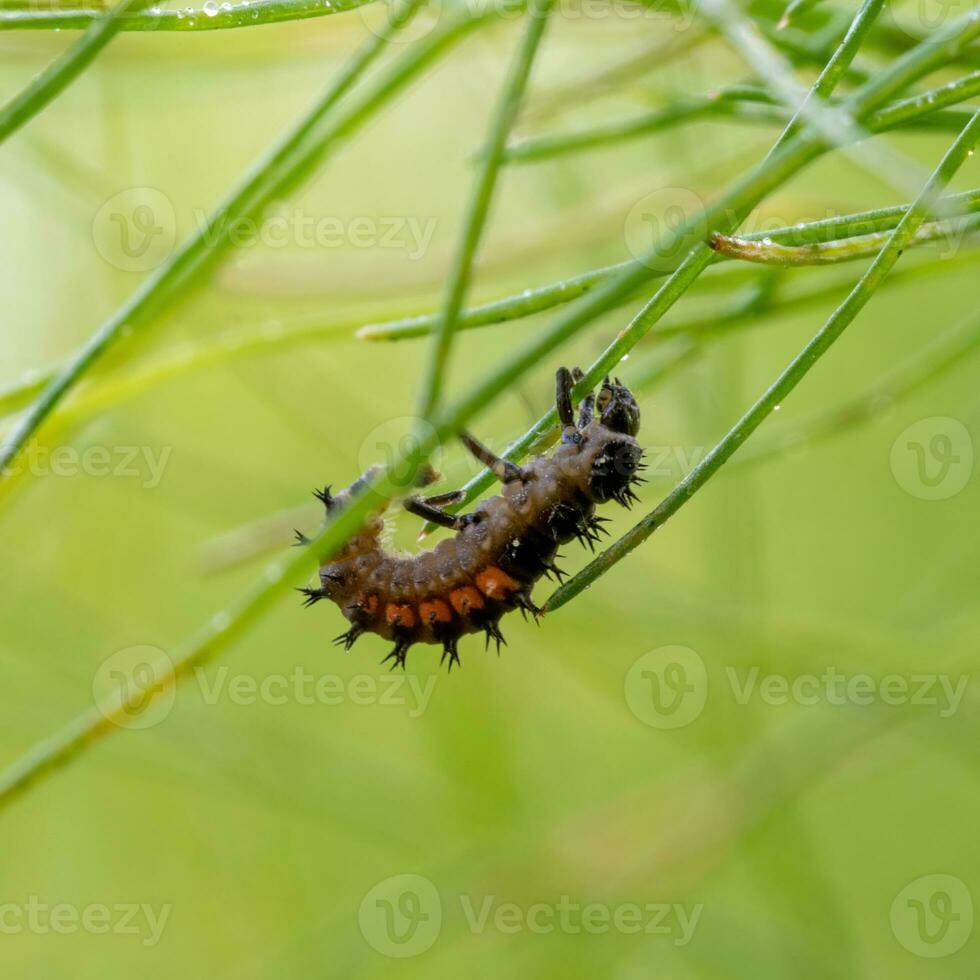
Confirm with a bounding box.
[361,594,379,615]
[420,599,453,625]
[475,566,520,600]
[450,586,484,615]
[386,603,416,629]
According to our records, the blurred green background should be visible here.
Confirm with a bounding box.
[1,3,978,977]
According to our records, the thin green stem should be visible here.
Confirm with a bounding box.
[643,248,979,343]
[702,0,872,153]
[505,87,776,164]
[0,0,142,146]
[418,0,553,421]
[710,212,980,266]
[357,187,980,343]
[869,71,980,130]
[503,70,980,166]
[0,0,371,31]
[777,0,824,31]
[523,25,711,124]
[735,306,980,468]
[703,0,935,208]
[544,108,980,613]
[856,12,980,111]
[769,0,884,150]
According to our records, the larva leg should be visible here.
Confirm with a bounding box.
[347,466,382,499]
[557,366,591,444]
[459,431,525,484]
[313,485,335,511]
[423,489,465,507]
[577,393,595,428]
[556,366,576,427]
[403,495,466,530]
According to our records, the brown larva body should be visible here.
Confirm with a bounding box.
[301,370,644,670]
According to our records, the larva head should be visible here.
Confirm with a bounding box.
[596,376,640,437]
[588,437,643,504]
[586,378,643,505]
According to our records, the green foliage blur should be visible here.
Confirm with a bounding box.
[0,3,978,977]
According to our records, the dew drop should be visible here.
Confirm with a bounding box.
[211,611,232,632]
[203,0,219,15]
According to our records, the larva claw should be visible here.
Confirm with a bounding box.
[440,639,461,672]
[334,627,363,650]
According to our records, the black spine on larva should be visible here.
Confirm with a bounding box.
[300,370,645,670]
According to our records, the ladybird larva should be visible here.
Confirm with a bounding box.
[299,368,645,670]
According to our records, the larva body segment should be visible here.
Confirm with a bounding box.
[302,371,644,669]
